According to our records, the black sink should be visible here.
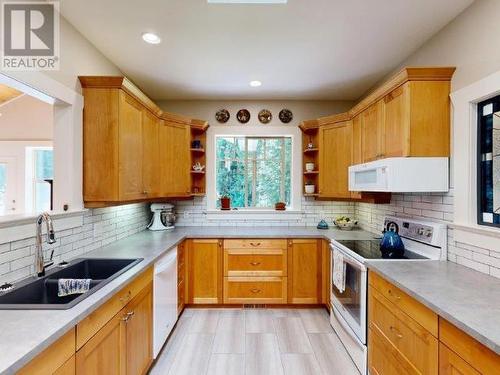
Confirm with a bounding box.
[0,258,143,310]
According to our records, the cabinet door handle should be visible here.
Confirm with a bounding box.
[250,288,262,294]
[250,242,261,247]
[390,326,403,339]
[143,190,148,195]
[249,261,261,266]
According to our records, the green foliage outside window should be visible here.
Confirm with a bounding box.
[216,137,292,208]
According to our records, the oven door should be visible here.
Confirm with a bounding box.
[330,244,367,344]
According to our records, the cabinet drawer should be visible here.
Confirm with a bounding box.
[224,248,287,276]
[77,267,153,350]
[224,239,287,250]
[369,271,437,336]
[223,276,287,304]
[368,327,417,375]
[369,286,438,374]
[439,318,500,374]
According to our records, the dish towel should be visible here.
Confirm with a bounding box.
[58,279,91,297]
[333,248,346,293]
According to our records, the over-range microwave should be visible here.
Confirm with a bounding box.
[348,157,449,193]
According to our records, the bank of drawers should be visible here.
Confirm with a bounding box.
[223,239,287,304]
[368,272,439,375]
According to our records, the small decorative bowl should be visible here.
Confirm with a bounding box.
[334,220,358,231]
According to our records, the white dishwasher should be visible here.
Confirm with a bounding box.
[153,247,178,358]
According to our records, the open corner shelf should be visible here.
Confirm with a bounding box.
[190,148,205,153]
[303,148,319,153]
[303,193,319,197]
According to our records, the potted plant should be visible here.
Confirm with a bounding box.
[275,202,286,211]
[220,194,231,210]
[305,180,315,194]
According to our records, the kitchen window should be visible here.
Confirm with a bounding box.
[478,94,500,226]
[31,148,54,212]
[215,136,292,209]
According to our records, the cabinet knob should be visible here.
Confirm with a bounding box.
[250,242,261,247]
[250,288,262,294]
[249,261,261,266]
[119,291,131,303]
[143,190,148,195]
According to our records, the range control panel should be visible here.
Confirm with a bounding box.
[384,217,441,246]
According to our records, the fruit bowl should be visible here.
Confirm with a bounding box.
[334,216,358,231]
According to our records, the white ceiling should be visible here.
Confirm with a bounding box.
[60,0,474,100]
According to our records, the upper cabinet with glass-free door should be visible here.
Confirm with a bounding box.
[351,67,454,162]
[300,67,455,201]
[79,77,208,207]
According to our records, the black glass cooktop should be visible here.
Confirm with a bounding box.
[336,240,428,260]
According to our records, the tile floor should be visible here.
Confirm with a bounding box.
[149,307,360,375]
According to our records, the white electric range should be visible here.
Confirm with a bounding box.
[329,216,447,374]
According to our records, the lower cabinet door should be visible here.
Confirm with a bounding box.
[223,276,287,304]
[368,327,414,375]
[288,239,321,304]
[124,283,153,375]
[76,312,126,375]
[439,343,480,375]
[54,355,76,375]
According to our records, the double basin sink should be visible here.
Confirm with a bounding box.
[0,258,143,309]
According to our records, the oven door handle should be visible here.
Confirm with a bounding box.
[329,243,367,271]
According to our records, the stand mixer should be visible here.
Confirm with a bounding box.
[147,203,176,231]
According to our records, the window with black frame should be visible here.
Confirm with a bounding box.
[478,94,500,226]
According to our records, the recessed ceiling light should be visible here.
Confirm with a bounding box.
[208,0,286,3]
[249,80,262,87]
[142,32,161,44]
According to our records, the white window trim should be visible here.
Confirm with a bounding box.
[206,124,302,219]
[450,68,500,244]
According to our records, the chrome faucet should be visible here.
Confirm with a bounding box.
[35,212,56,277]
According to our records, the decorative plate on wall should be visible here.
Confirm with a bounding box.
[236,109,251,124]
[215,109,230,123]
[258,109,272,124]
[279,109,293,124]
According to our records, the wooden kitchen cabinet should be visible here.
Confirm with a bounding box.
[439,318,500,374]
[187,239,223,304]
[439,343,480,375]
[160,121,191,197]
[79,76,208,207]
[118,92,144,201]
[18,329,76,375]
[318,120,352,198]
[287,239,321,304]
[360,100,385,162]
[76,311,126,375]
[177,241,186,315]
[123,283,153,375]
[141,109,161,198]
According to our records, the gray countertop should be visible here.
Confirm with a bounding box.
[0,226,374,375]
[366,261,500,355]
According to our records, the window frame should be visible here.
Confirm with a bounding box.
[207,124,302,213]
[477,95,500,227]
[28,146,55,212]
[216,136,291,209]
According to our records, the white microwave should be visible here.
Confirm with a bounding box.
[348,157,449,193]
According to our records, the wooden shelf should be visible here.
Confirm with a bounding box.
[190,148,205,153]
[303,193,319,197]
[191,193,205,197]
[304,171,319,175]
[190,170,205,174]
[303,148,319,153]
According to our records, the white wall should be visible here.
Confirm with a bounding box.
[44,16,122,93]
[0,95,53,140]
[390,0,500,92]
[158,100,353,128]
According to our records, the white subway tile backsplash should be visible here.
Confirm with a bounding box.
[355,190,500,279]
[0,203,150,283]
